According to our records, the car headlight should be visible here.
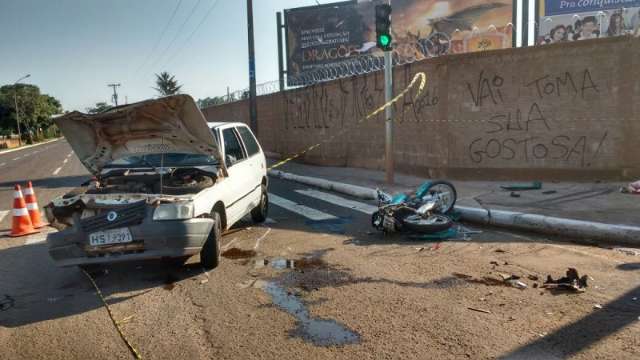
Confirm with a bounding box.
[153,202,194,221]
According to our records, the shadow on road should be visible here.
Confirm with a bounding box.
[0,241,203,328]
[499,284,640,359]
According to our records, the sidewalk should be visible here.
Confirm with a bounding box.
[268,159,640,245]
[0,137,61,155]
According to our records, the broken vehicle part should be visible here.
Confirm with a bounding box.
[542,268,589,292]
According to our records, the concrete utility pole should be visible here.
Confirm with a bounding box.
[247,0,258,135]
[13,74,31,146]
[108,83,121,106]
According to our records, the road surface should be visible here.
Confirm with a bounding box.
[0,140,638,359]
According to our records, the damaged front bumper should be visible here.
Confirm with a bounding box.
[46,200,213,267]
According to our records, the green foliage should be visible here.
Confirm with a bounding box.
[196,96,231,109]
[86,102,112,114]
[154,71,182,96]
[0,84,63,139]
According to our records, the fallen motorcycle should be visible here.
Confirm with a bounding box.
[371,181,457,234]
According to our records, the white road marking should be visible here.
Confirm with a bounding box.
[253,228,272,250]
[269,193,338,221]
[12,157,21,161]
[0,210,8,223]
[295,189,378,215]
[52,167,62,175]
[0,162,5,167]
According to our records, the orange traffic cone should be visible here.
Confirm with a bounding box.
[24,181,48,228]
[10,185,39,237]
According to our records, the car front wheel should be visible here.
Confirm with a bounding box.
[200,211,222,270]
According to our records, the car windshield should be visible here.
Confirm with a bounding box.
[104,153,218,168]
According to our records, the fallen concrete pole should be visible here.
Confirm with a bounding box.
[455,206,640,246]
[268,170,378,200]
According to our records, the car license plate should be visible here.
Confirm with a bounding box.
[89,228,133,246]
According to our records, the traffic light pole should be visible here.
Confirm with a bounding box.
[384,50,394,184]
[247,0,258,135]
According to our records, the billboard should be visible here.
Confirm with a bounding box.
[538,1,640,44]
[285,0,514,86]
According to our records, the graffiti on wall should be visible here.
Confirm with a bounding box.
[466,68,608,167]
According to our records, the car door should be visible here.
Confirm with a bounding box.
[220,127,253,225]
[235,125,264,208]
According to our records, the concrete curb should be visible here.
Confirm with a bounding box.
[269,169,640,246]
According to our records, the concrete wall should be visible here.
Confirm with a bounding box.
[202,36,640,180]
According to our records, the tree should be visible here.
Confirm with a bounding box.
[0,84,63,142]
[153,71,182,97]
[196,96,228,109]
[86,102,112,114]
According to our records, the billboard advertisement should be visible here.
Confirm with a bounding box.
[285,0,514,86]
[538,1,640,44]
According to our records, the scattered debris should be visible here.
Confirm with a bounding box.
[494,249,507,253]
[501,181,543,191]
[527,275,540,281]
[200,279,209,285]
[0,295,15,311]
[543,268,588,293]
[510,192,521,198]
[620,180,640,194]
[542,190,558,195]
[594,304,603,309]
[453,273,527,289]
[504,276,528,290]
[613,248,640,256]
[490,261,500,266]
[533,283,539,288]
[468,307,491,314]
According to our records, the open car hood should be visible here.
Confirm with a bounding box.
[55,95,225,175]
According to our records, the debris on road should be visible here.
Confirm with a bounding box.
[408,227,457,241]
[613,248,640,256]
[510,192,521,198]
[502,274,528,290]
[594,304,603,309]
[468,307,492,314]
[500,181,543,191]
[0,295,15,311]
[222,248,257,259]
[543,268,588,293]
[620,180,640,194]
[542,190,558,195]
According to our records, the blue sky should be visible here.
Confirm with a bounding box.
[0,0,329,111]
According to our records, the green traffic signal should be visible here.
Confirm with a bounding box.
[378,34,391,47]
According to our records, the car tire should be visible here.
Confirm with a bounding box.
[200,211,222,270]
[251,185,268,223]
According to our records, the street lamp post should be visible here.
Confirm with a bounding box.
[13,74,31,146]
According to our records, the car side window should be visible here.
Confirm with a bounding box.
[237,126,260,157]
[222,128,246,166]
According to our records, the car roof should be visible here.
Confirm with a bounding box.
[207,122,248,129]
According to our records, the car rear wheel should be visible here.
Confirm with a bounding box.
[200,211,222,270]
[251,185,268,223]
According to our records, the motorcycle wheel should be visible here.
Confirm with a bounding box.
[402,214,453,234]
[371,211,384,230]
[424,181,457,214]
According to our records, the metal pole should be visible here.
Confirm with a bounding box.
[384,51,394,184]
[277,12,285,92]
[247,0,258,134]
[14,90,22,146]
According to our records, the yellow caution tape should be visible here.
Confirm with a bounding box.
[269,72,427,171]
[83,269,143,359]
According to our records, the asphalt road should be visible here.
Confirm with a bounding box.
[0,141,638,359]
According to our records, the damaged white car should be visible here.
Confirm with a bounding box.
[45,95,268,269]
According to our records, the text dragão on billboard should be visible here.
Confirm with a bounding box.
[547,0,640,15]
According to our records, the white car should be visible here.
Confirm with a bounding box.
[45,95,268,269]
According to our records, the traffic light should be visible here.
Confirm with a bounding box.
[375,4,392,51]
